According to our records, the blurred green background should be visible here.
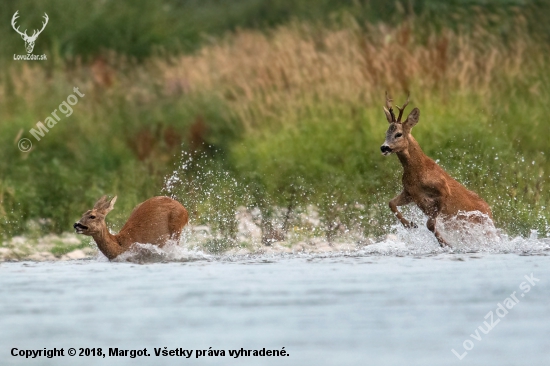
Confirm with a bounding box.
[0,0,548,242]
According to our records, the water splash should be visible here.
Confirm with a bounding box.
[40,148,538,263]
[107,239,211,264]
[83,205,549,263]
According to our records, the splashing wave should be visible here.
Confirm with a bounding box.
[102,218,549,263]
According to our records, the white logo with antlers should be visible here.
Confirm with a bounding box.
[11,11,49,54]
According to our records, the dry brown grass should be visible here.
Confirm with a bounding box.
[1,15,549,238]
[143,16,543,126]
[3,15,543,131]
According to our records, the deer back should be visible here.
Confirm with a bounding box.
[116,196,189,247]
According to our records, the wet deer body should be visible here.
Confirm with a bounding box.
[380,93,492,246]
[74,196,188,260]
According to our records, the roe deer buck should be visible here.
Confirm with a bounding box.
[380,93,492,247]
[74,196,188,260]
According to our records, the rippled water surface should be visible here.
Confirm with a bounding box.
[1,250,549,366]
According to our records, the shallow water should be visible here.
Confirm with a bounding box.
[1,251,549,366]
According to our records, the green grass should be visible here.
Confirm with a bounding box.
[2,87,548,239]
[229,91,550,238]
[2,0,548,61]
[0,2,549,241]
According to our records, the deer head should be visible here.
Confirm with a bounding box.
[11,11,49,54]
[74,196,117,236]
[380,92,420,156]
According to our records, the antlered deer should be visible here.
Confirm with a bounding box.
[380,93,492,246]
[74,196,188,260]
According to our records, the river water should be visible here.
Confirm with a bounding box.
[1,244,549,366]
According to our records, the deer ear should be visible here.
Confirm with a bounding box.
[404,108,420,129]
[103,196,117,214]
[93,195,117,214]
[93,195,108,210]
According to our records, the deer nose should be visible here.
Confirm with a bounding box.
[73,223,79,229]
[381,145,392,153]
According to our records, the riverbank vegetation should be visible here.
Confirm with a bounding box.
[1,0,548,244]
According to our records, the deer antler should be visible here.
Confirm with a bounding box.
[11,11,48,41]
[395,94,410,123]
[384,91,396,123]
[34,13,49,39]
[11,11,29,38]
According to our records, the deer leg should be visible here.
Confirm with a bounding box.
[426,216,449,247]
[389,192,417,229]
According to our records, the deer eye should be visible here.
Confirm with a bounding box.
[395,133,403,138]
[89,215,96,219]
